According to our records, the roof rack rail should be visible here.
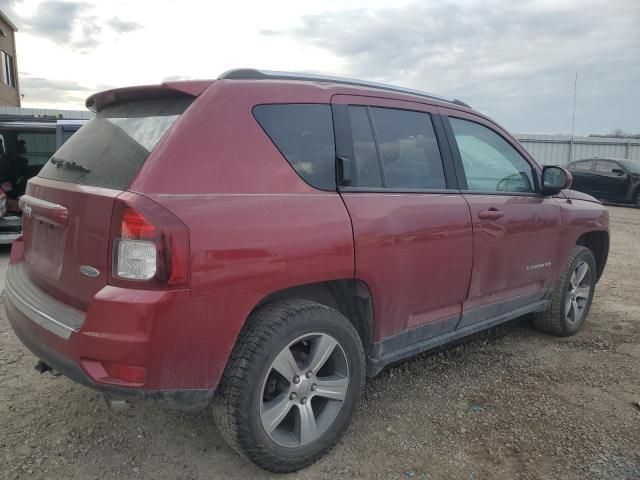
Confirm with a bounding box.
[218,69,471,109]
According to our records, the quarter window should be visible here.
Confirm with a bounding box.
[449,117,534,193]
[253,104,336,190]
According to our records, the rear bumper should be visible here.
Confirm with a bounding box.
[5,242,262,410]
[6,302,212,410]
[6,262,85,338]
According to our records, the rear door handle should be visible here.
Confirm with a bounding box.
[478,209,504,220]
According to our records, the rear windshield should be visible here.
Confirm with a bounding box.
[38,97,193,190]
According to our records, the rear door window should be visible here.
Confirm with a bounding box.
[369,107,446,189]
[38,97,193,190]
[346,105,446,190]
[348,106,383,187]
[253,104,336,190]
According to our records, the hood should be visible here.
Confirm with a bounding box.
[562,189,601,204]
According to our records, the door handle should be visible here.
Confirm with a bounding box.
[478,208,504,220]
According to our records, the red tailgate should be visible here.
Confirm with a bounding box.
[20,177,119,311]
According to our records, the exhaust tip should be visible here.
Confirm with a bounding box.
[103,394,131,411]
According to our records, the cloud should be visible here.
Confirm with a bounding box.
[269,0,640,134]
[107,16,141,34]
[161,75,193,82]
[0,0,20,23]
[71,14,102,52]
[25,0,90,43]
[2,0,140,53]
[18,75,103,108]
[19,76,91,91]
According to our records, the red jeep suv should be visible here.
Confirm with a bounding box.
[5,69,609,472]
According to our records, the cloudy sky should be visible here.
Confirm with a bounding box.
[0,0,638,134]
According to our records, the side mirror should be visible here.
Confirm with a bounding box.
[612,168,626,176]
[541,166,572,195]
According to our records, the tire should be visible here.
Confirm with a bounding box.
[532,245,597,336]
[213,299,365,473]
[635,190,640,208]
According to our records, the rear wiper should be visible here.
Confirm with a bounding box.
[50,157,91,173]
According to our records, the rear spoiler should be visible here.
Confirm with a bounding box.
[85,80,214,112]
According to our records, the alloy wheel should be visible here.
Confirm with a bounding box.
[565,261,592,325]
[260,333,349,447]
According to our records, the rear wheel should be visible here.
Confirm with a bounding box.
[533,245,596,336]
[635,189,640,208]
[213,299,365,472]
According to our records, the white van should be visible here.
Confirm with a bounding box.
[0,119,87,243]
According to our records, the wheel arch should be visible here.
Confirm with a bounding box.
[252,279,375,355]
[575,230,609,281]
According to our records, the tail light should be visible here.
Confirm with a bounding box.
[109,192,189,289]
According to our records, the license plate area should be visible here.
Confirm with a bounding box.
[24,217,67,281]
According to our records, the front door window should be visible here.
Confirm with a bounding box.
[449,117,534,193]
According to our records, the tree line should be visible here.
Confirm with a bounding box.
[589,129,640,139]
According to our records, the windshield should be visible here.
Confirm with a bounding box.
[38,96,193,190]
[618,159,640,174]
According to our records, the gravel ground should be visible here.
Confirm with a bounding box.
[1,205,639,480]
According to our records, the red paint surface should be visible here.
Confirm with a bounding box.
[462,194,564,310]
[341,192,473,340]
[22,179,121,311]
[7,78,610,394]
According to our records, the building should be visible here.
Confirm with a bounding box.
[515,133,640,165]
[0,10,19,107]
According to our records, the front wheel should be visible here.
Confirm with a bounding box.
[533,245,597,336]
[213,299,365,472]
